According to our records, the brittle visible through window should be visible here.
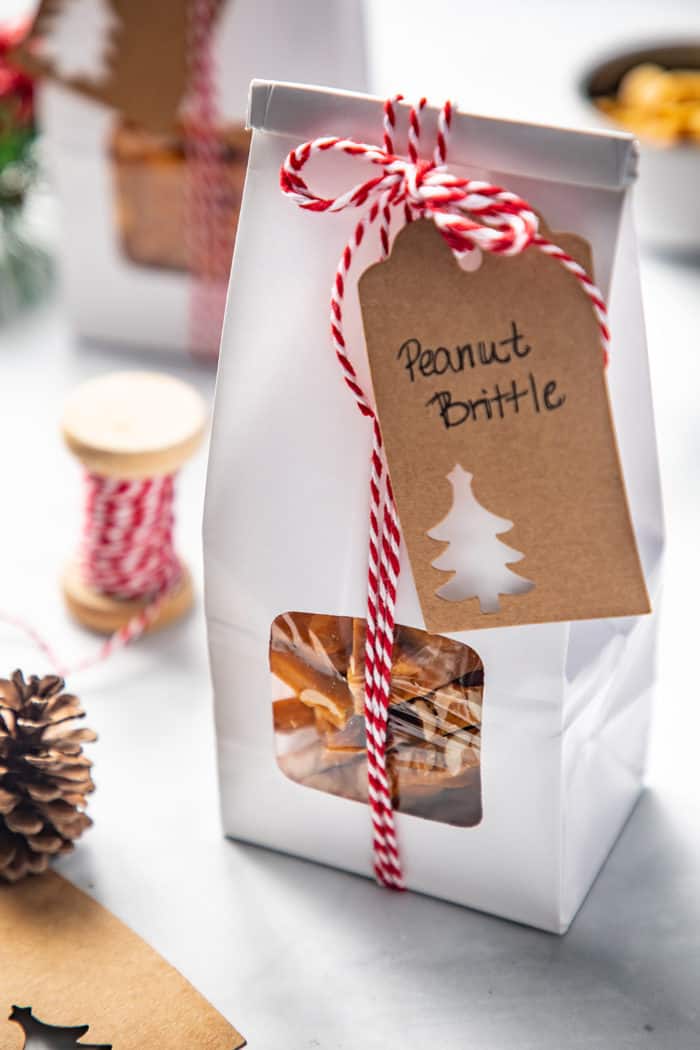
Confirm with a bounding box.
[270,613,484,827]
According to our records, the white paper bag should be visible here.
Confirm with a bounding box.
[205,81,664,933]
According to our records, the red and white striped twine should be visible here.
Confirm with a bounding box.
[80,474,180,601]
[1,472,182,677]
[280,96,611,890]
[185,0,230,358]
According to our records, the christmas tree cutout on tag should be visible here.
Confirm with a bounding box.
[359,218,650,633]
[9,1007,110,1048]
[17,0,225,132]
[428,465,533,612]
[35,0,118,85]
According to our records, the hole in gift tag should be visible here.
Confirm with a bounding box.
[427,464,533,613]
[456,246,483,273]
[8,1006,111,1049]
[270,612,484,828]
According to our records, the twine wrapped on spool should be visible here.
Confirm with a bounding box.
[61,371,206,641]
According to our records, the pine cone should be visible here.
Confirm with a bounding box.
[0,670,96,883]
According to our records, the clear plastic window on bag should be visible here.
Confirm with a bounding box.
[270,612,484,828]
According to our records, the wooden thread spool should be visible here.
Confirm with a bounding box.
[61,371,206,637]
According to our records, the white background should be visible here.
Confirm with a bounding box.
[1,1,700,1047]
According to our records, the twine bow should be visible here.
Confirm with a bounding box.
[280,97,610,890]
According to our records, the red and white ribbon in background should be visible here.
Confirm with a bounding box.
[280,96,611,890]
[185,0,230,358]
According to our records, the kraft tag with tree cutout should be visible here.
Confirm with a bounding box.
[0,871,245,1050]
[358,218,650,634]
[16,0,225,133]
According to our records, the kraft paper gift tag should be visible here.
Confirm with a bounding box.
[359,218,650,633]
[17,0,226,133]
[0,872,244,1050]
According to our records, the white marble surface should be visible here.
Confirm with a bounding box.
[1,1,700,1048]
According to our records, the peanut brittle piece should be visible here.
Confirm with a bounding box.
[303,755,368,804]
[389,674,441,707]
[398,768,482,828]
[411,687,482,741]
[272,612,352,671]
[388,723,481,791]
[298,686,353,729]
[396,772,480,809]
[316,712,366,753]
[391,759,462,793]
[443,729,481,774]
[434,686,482,729]
[277,735,366,780]
[278,735,368,803]
[387,709,431,749]
[316,745,368,771]
[393,627,482,691]
[273,697,317,733]
[390,743,443,775]
[348,618,366,715]
[411,699,440,742]
[314,710,336,736]
[388,695,481,746]
[277,739,325,784]
[307,614,353,673]
[270,645,354,729]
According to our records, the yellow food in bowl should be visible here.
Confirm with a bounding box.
[595,63,700,144]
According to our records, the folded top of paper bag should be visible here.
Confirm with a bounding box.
[248,80,637,191]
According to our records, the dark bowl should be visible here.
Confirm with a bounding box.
[583,42,700,100]
[581,42,700,250]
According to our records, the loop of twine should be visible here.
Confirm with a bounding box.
[280,96,611,890]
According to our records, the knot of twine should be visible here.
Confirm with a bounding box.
[280,97,611,890]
